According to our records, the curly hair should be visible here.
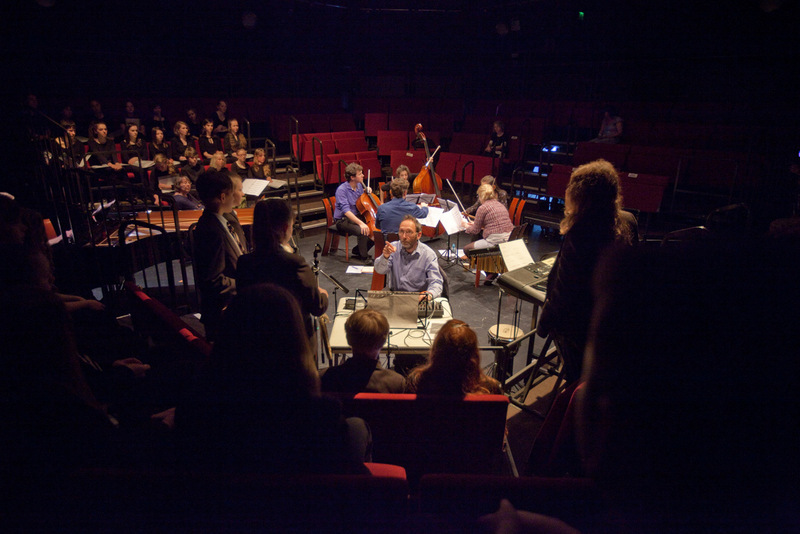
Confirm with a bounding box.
[560,159,632,244]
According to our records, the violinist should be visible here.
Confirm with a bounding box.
[464,175,508,216]
[375,177,429,234]
[333,163,374,264]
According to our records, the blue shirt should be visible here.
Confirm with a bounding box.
[374,240,443,298]
[333,181,363,220]
[375,197,430,234]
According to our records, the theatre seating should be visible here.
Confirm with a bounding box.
[10,464,409,533]
[341,393,510,486]
[124,281,211,360]
[376,130,408,156]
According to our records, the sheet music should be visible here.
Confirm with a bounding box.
[267,178,287,189]
[439,205,470,235]
[499,239,535,271]
[417,206,444,228]
[242,179,268,196]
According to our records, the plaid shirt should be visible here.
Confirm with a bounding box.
[465,199,514,238]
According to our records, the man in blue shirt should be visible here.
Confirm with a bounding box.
[374,215,443,303]
[333,163,374,264]
[375,177,429,234]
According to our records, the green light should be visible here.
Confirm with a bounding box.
[578,11,584,21]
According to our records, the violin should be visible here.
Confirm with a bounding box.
[355,170,382,239]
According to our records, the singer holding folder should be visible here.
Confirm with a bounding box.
[374,215,443,303]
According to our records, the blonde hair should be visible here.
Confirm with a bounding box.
[345,309,390,354]
[477,183,497,202]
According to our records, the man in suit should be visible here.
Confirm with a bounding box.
[194,170,246,341]
[320,309,405,393]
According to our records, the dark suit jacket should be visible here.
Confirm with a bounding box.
[236,247,328,337]
[194,210,246,338]
[320,357,405,394]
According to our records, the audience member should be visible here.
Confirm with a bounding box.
[148,126,169,159]
[185,108,202,137]
[87,121,123,176]
[119,100,142,137]
[120,123,147,165]
[405,319,500,395]
[212,100,228,135]
[55,119,84,166]
[148,104,168,134]
[375,177,429,234]
[193,171,246,341]
[537,159,637,383]
[208,150,226,172]
[320,309,404,394]
[181,147,204,184]
[224,117,247,156]
[231,147,249,178]
[237,198,327,339]
[152,154,177,193]
[483,120,508,159]
[175,283,370,474]
[591,106,623,144]
[169,121,193,163]
[172,175,202,210]
[199,119,222,161]
[248,147,271,179]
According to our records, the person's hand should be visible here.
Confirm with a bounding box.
[110,162,123,171]
[113,358,151,378]
[478,499,581,534]
[418,292,431,303]
[420,202,428,208]
[383,242,396,258]
[359,222,370,236]
[365,186,372,194]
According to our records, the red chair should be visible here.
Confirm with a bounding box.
[390,150,427,176]
[435,152,461,183]
[547,164,573,199]
[572,141,630,170]
[376,130,408,156]
[335,137,368,154]
[526,381,585,477]
[321,196,350,260]
[448,132,485,154]
[364,112,388,137]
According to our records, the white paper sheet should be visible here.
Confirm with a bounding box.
[417,206,444,228]
[499,239,535,271]
[439,205,470,235]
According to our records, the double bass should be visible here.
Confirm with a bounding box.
[411,124,446,238]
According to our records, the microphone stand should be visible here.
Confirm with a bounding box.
[312,244,350,367]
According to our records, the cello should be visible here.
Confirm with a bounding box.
[411,124,446,238]
[355,170,382,239]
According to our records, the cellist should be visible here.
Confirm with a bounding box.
[333,162,374,264]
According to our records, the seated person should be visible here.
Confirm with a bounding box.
[55,119,85,167]
[174,283,370,474]
[374,215,443,303]
[181,147,204,185]
[248,148,271,179]
[211,100,228,136]
[172,175,203,210]
[193,171,246,341]
[405,319,501,395]
[375,177,429,235]
[207,150,226,173]
[224,118,247,156]
[151,154,177,193]
[169,121,194,163]
[185,108,203,138]
[483,120,508,159]
[464,175,508,215]
[320,309,405,394]
[333,162,374,264]
[461,183,514,260]
[231,147,250,178]
[199,119,223,162]
[591,106,623,144]
[87,121,123,172]
[120,123,147,165]
[147,104,168,135]
[148,127,169,160]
